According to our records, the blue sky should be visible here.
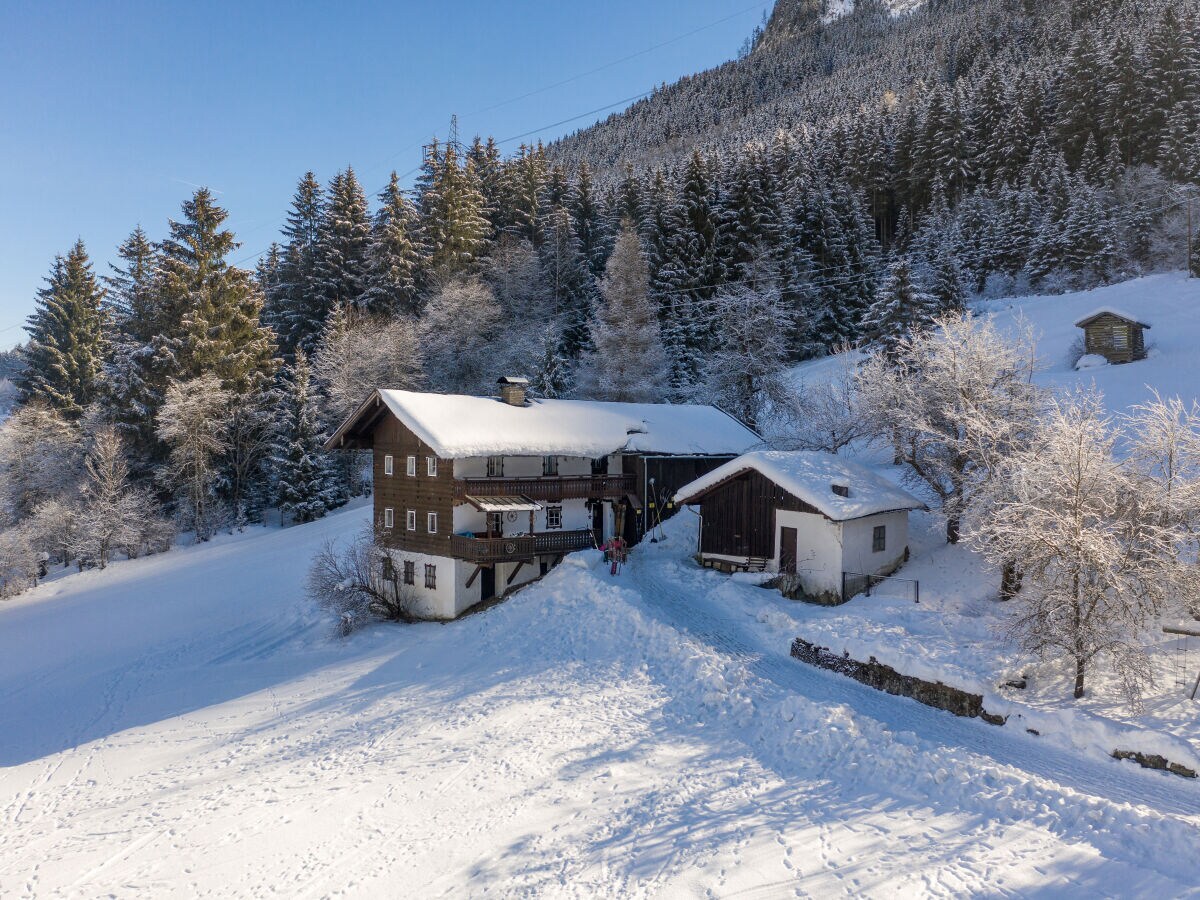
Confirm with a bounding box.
[0,0,770,341]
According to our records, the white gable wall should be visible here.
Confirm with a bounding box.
[775,510,844,598]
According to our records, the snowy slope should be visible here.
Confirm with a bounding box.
[2,498,1199,895]
[779,272,1200,776]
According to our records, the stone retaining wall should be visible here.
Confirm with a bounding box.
[790,637,1005,724]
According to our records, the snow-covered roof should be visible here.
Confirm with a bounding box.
[1074,307,1151,329]
[341,389,761,459]
[674,451,925,521]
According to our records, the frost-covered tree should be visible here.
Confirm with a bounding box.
[0,402,84,523]
[311,305,424,427]
[275,172,326,355]
[272,349,335,525]
[419,278,507,395]
[700,277,797,430]
[575,222,668,402]
[970,391,1200,705]
[156,375,231,542]
[20,241,107,417]
[857,315,1044,544]
[527,325,573,400]
[75,426,163,568]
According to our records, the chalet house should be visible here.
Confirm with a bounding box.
[325,377,761,620]
[1074,307,1150,364]
[674,451,925,605]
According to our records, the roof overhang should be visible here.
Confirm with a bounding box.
[1073,309,1151,329]
[323,390,388,452]
[463,495,543,513]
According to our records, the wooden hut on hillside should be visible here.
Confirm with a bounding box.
[1074,308,1151,364]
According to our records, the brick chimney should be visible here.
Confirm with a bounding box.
[497,376,530,407]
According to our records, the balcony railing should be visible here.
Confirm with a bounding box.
[453,474,634,502]
[449,529,595,563]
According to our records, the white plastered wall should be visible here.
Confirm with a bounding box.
[380,549,462,620]
[775,510,844,598]
[840,510,910,578]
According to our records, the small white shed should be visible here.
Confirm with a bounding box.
[674,451,925,604]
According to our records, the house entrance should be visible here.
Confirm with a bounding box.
[480,566,496,601]
[780,527,798,574]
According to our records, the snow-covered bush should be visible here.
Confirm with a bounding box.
[307,526,416,632]
[0,526,39,598]
[156,376,232,543]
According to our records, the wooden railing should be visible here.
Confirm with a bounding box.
[453,474,634,501]
[449,530,595,563]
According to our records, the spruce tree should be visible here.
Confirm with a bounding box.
[861,256,938,360]
[540,206,594,358]
[20,240,107,417]
[421,143,491,279]
[272,348,333,525]
[103,226,159,340]
[276,172,325,355]
[363,172,423,316]
[312,167,371,322]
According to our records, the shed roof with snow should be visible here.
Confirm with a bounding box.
[674,451,925,522]
[1073,307,1152,330]
[325,389,762,459]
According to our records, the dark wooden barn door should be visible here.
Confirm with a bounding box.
[779,527,798,574]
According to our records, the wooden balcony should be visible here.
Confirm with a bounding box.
[453,474,635,502]
[449,530,595,563]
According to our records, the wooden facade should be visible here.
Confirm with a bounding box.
[1077,311,1149,364]
[693,470,822,561]
[620,454,739,545]
[372,414,457,558]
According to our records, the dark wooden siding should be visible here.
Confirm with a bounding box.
[696,470,822,560]
[371,414,455,557]
[621,454,737,545]
[1082,314,1147,363]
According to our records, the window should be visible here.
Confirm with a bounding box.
[831,484,850,498]
[488,511,504,535]
[487,455,504,477]
[383,507,394,529]
[872,525,887,553]
[406,455,417,477]
[406,509,417,531]
[542,455,559,476]
[546,505,563,530]
[382,555,395,580]
[427,456,438,477]
[383,454,394,476]
[427,512,438,534]
[424,563,437,589]
[403,560,415,586]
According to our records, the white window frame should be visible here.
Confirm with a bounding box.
[427,456,438,477]
[542,455,559,476]
[383,454,394,476]
[427,512,438,534]
[406,455,417,477]
[546,505,563,530]
[487,455,504,477]
[406,509,417,531]
[383,507,394,529]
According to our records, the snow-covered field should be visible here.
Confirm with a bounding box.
[2,495,1199,897]
[3,274,1200,896]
